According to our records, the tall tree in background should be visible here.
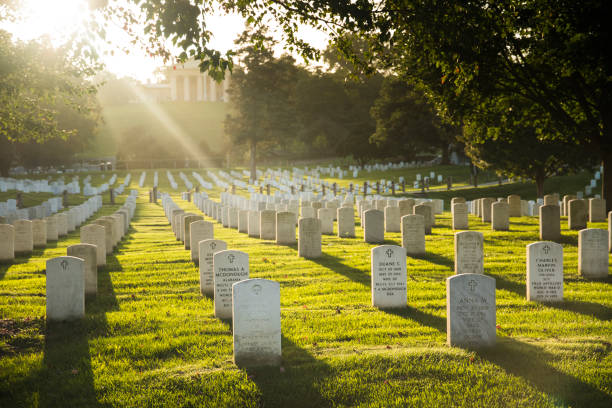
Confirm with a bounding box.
[370,77,456,163]
[224,28,298,181]
[115,1,612,208]
[463,95,590,197]
[0,29,99,175]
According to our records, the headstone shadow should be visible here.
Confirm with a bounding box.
[488,272,612,321]
[419,252,454,268]
[307,252,370,286]
[381,305,446,333]
[245,335,331,408]
[39,319,106,407]
[478,338,612,407]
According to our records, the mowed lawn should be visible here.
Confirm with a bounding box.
[1,184,611,407]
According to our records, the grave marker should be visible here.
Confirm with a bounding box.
[199,239,227,296]
[371,245,407,308]
[214,250,249,319]
[446,273,496,348]
[67,244,98,296]
[232,279,281,367]
[81,224,106,266]
[578,228,609,279]
[454,231,484,275]
[190,220,214,263]
[526,242,563,302]
[46,256,85,320]
[298,218,322,258]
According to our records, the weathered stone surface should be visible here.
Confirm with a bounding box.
[317,208,335,235]
[384,206,401,233]
[13,219,33,254]
[508,195,522,217]
[80,224,106,266]
[238,210,249,233]
[363,209,384,243]
[480,198,494,223]
[46,256,85,320]
[452,203,469,230]
[214,250,249,319]
[491,202,509,231]
[32,219,47,248]
[401,215,425,256]
[93,218,114,253]
[413,204,432,235]
[454,231,484,275]
[67,244,98,296]
[45,216,58,241]
[589,198,606,222]
[568,199,587,230]
[276,212,296,245]
[371,245,407,308]
[527,242,563,302]
[0,224,15,263]
[56,213,68,237]
[578,228,609,279]
[539,205,561,241]
[298,218,321,258]
[190,220,214,263]
[259,210,276,240]
[248,210,260,238]
[446,273,496,348]
[301,206,316,219]
[199,239,227,296]
[232,279,281,367]
[398,199,415,218]
[183,215,204,250]
[337,207,355,238]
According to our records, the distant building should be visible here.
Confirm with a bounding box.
[140,60,230,103]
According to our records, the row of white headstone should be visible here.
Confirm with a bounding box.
[161,195,281,367]
[0,196,103,263]
[44,191,138,321]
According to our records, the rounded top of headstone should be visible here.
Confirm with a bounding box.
[46,255,84,270]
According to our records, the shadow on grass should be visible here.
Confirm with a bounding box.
[36,240,122,406]
[246,336,330,408]
[419,252,454,269]
[557,234,579,246]
[478,338,612,407]
[385,305,610,407]
[489,272,612,321]
[309,252,370,286]
[382,305,446,333]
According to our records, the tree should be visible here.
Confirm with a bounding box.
[0,29,98,175]
[370,77,457,164]
[462,95,590,197]
[224,28,298,181]
[112,1,612,209]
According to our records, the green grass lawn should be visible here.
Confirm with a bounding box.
[1,179,610,407]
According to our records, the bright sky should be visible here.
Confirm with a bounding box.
[1,0,329,83]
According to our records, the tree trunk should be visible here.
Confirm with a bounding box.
[603,151,612,213]
[440,143,450,165]
[249,138,257,184]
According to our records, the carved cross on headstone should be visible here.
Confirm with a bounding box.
[228,254,235,264]
[468,280,477,292]
[543,244,551,254]
[210,242,217,250]
[60,259,68,270]
[385,248,394,258]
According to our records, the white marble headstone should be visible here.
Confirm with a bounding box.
[371,245,407,308]
[446,273,495,348]
[232,279,281,367]
[214,250,249,319]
